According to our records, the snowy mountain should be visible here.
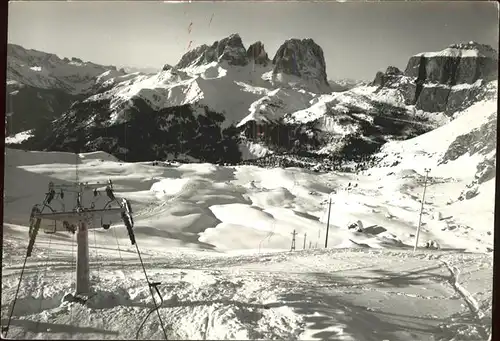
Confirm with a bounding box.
[269,38,331,94]
[6,44,139,135]
[121,66,158,75]
[7,38,497,169]
[2,39,497,341]
[328,78,368,92]
[7,44,129,94]
[370,41,497,114]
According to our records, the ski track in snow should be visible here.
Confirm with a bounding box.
[440,260,490,341]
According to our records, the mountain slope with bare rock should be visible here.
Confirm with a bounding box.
[7,38,497,174]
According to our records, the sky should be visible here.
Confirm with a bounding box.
[7,1,499,81]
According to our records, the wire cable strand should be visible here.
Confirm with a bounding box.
[134,241,168,340]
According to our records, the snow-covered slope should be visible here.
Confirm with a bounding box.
[17,34,334,132]
[1,129,495,339]
[86,60,278,128]
[5,44,148,135]
[366,81,497,252]
[7,44,131,95]
[2,238,493,340]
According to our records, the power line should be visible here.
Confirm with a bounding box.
[35,234,53,333]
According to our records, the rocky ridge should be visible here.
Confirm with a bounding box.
[7,37,497,173]
[371,41,498,114]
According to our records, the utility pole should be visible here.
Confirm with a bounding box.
[414,168,431,252]
[324,196,332,248]
[291,230,297,251]
[303,233,307,249]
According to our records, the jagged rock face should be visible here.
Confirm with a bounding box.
[162,64,173,71]
[246,41,270,66]
[439,112,497,165]
[413,84,485,113]
[405,54,497,85]
[386,66,402,75]
[175,45,210,69]
[405,42,498,86]
[374,42,497,114]
[371,66,403,87]
[405,42,497,84]
[176,34,249,68]
[372,72,385,87]
[271,38,330,91]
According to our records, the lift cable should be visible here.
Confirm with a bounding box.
[35,233,53,333]
[1,190,54,338]
[69,232,76,327]
[112,227,125,272]
[134,240,168,340]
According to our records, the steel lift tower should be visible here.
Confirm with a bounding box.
[2,165,170,339]
[27,179,135,295]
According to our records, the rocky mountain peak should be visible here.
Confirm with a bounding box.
[405,42,497,85]
[175,33,249,69]
[271,38,330,93]
[247,41,271,66]
[175,44,210,69]
[371,42,497,114]
[162,63,174,72]
[385,66,402,76]
[448,41,498,59]
[371,66,403,87]
[216,33,248,66]
[247,41,270,66]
